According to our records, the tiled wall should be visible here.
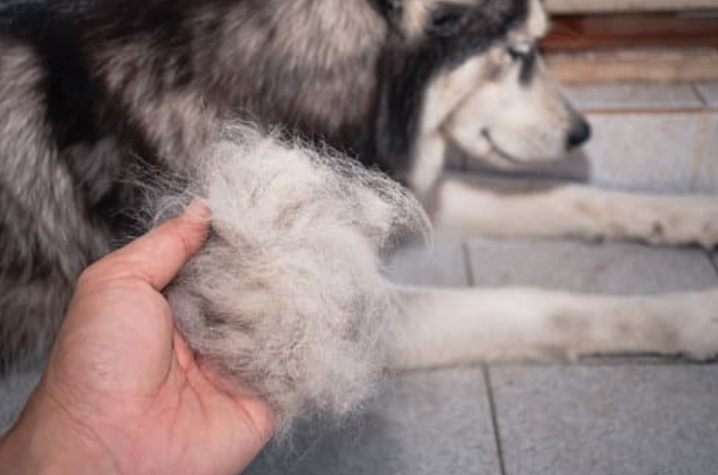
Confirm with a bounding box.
[461,82,718,195]
[546,0,718,13]
[567,82,718,194]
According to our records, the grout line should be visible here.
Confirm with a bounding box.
[692,83,718,111]
[580,106,707,115]
[691,109,710,190]
[398,356,717,373]
[465,244,507,473]
[692,83,711,108]
[461,242,476,287]
[483,366,508,475]
[708,251,718,279]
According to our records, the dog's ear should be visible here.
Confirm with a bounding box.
[425,3,467,36]
[369,0,403,24]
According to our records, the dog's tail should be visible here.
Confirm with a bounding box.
[390,284,718,369]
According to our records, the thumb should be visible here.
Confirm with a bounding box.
[83,199,211,291]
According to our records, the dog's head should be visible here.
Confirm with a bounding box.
[374,0,590,190]
[439,0,590,167]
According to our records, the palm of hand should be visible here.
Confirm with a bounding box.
[18,206,274,475]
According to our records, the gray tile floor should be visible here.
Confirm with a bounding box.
[4,237,716,474]
[464,81,718,194]
[2,82,718,474]
[243,238,718,475]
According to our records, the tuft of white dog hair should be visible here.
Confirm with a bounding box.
[151,125,428,427]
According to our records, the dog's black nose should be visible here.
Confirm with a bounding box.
[567,117,591,149]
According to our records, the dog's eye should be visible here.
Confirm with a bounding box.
[429,8,465,35]
[507,44,533,62]
[378,0,402,17]
[506,43,539,82]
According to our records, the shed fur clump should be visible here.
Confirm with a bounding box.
[157,127,427,426]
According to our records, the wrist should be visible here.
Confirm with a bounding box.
[0,393,119,475]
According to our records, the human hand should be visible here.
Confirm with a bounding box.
[0,201,275,475]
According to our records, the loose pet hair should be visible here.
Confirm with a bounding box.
[1,0,718,428]
[159,126,427,423]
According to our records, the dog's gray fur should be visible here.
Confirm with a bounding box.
[0,0,381,368]
[0,0,536,413]
[3,0,718,425]
[0,37,112,366]
[0,0,535,368]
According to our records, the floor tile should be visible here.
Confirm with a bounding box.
[569,112,706,193]
[545,0,718,14]
[463,112,707,193]
[467,238,717,294]
[564,83,704,110]
[692,112,718,193]
[0,368,41,436]
[695,82,718,108]
[386,239,469,287]
[245,367,501,475]
[459,148,591,184]
[490,365,718,475]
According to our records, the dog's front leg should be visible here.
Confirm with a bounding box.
[429,173,718,248]
[389,285,718,369]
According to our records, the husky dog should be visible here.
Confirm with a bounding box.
[1,0,718,420]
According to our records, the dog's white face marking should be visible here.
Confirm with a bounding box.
[403,0,477,36]
[419,0,589,175]
[525,0,549,38]
[410,53,490,195]
[445,55,585,167]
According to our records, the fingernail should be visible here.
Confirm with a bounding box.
[185,198,212,221]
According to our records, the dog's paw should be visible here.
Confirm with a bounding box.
[697,219,718,250]
[649,198,718,249]
[675,290,718,361]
